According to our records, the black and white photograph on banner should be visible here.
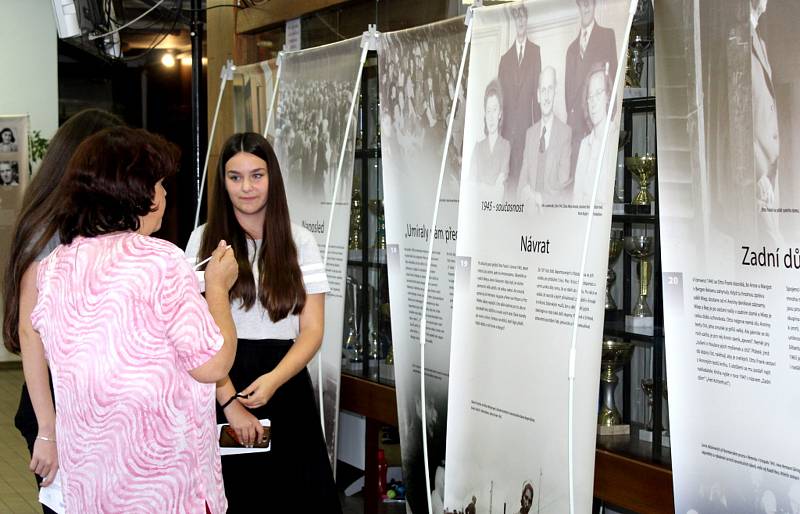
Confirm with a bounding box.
[378,16,468,514]
[272,37,363,467]
[461,0,619,213]
[670,464,800,514]
[379,17,468,200]
[445,0,633,512]
[565,0,618,152]
[655,1,800,513]
[231,61,275,136]
[276,58,356,203]
[659,0,800,267]
[0,127,18,152]
[495,1,541,200]
[0,161,19,186]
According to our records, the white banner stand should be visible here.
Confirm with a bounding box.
[565,2,638,512]
[262,50,284,139]
[417,8,475,514]
[317,25,380,437]
[194,58,236,229]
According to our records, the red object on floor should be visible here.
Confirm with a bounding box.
[377,449,388,496]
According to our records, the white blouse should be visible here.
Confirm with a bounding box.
[185,223,330,340]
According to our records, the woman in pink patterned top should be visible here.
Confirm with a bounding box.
[29,127,239,513]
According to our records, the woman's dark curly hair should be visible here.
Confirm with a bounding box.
[58,126,180,244]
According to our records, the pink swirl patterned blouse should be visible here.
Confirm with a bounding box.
[31,232,227,514]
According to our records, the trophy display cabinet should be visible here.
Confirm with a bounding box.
[595,2,674,512]
[343,54,396,386]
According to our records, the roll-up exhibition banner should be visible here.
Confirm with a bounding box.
[656,0,800,512]
[378,16,468,514]
[273,37,362,468]
[230,61,275,135]
[443,0,633,512]
[0,115,29,274]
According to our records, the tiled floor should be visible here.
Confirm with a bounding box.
[0,367,44,513]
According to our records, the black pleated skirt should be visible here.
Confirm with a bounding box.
[217,338,341,513]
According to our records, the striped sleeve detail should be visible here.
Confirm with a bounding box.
[301,261,330,294]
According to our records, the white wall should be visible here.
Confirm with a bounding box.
[0,0,59,361]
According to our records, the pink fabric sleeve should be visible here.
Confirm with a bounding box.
[156,253,224,372]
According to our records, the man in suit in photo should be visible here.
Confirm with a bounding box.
[498,2,542,197]
[518,66,573,208]
[751,0,782,246]
[564,0,617,145]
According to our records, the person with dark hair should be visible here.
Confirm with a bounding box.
[515,482,534,514]
[497,2,542,196]
[564,0,618,143]
[185,132,340,513]
[2,109,122,513]
[465,495,478,514]
[573,63,614,204]
[0,127,17,152]
[29,126,239,513]
[468,79,510,192]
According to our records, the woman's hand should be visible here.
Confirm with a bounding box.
[205,240,238,293]
[30,434,58,487]
[238,372,280,409]
[223,401,265,448]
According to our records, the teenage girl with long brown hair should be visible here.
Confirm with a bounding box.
[186,132,341,512]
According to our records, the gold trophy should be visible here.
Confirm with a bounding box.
[598,339,635,435]
[349,188,362,250]
[606,230,623,311]
[623,235,655,318]
[624,153,656,206]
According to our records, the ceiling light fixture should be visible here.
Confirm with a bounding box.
[161,52,176,67]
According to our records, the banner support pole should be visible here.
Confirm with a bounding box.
[418,8,475,514]
[318,25,380,440]
[263,50,284,139]
[194,58,235,229]
[566,2,638,513]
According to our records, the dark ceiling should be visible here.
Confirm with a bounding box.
[115,0,192,54]
[63,0,199,63]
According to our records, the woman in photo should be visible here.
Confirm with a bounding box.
[0,161,18,186]
[29,126,238,513]
[3,109,123,513]
[0,127,18,152]
[468,79,510,193]
[573,63,613,204]
[186,132,341,513]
